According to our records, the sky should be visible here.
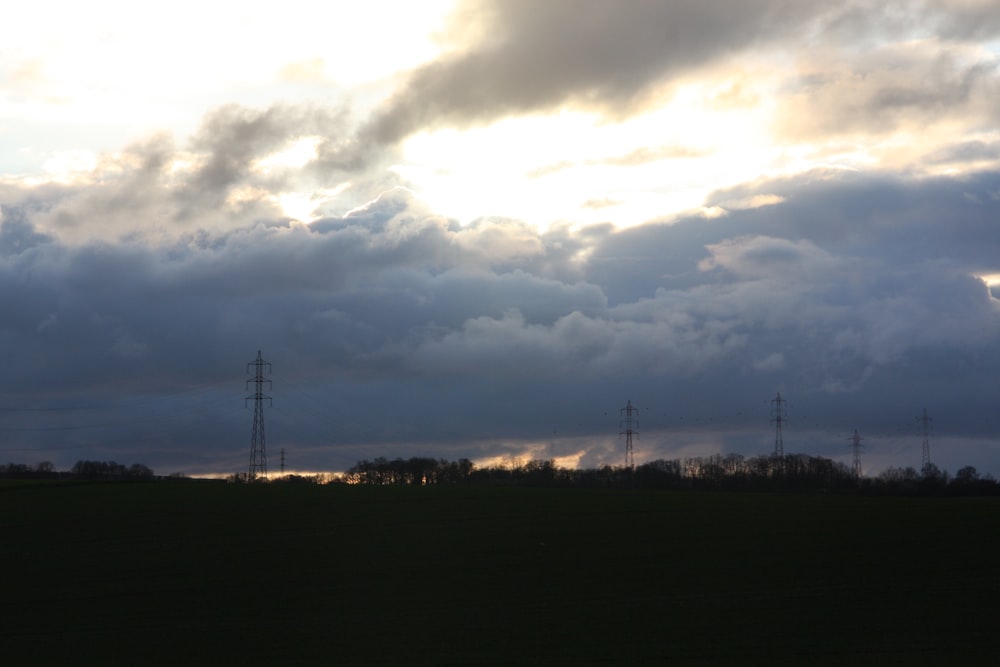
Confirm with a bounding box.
[3,0,1000,478]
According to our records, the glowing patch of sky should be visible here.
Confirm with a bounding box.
[980,273,1000,287]
[396,76,791,228]
[2,0,455,176]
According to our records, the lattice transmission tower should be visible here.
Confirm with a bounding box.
[246,350,272,481]
[918,408,933,469]
[620,400,638,469]
[770,392,786,458]
[849,429,863,480]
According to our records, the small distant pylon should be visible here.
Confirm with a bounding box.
[280,447,286,475]
[619,400,638,469]
[246,350,272,481]
[849,429,863,480]
[918,408,932,469]
[770,392,786,459]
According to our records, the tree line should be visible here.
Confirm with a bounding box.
[5,454,996,495]
[0,460,155,481]
[338,454,999,496]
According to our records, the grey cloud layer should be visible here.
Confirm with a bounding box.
[3,167,1000,473]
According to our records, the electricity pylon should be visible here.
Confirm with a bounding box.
[246,350,272,481]
[849,429,863,480]
[620,400,638,469]
[770,392,786,458]
[918,408,932,469]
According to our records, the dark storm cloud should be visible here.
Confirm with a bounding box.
[360,0,1000,147]
[4,166,1000,475]
[363,0,818,143]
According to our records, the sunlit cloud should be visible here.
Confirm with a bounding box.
[252,137,323,175]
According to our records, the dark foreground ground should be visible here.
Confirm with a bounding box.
[2,480,998,665]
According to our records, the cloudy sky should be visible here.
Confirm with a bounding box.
[3,0,1000,477]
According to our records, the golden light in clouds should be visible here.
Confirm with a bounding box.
[395,74,790,229]
[980,274,1000,287]
[252,137,323,176]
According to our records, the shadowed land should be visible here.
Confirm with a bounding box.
[3,481,998,665]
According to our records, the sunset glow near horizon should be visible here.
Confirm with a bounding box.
[4,1,1000,478]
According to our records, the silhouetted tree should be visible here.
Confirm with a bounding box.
[2,462,31,478]
[70,460,152,480]
[949,466,999,496]
[955,466,979,483]
[275,474,322,484]
[126,463,154,480]
[876,466,920,494]
[917,462,949,495]
[634,459,682,488]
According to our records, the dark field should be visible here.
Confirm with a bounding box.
[3,481,999,665]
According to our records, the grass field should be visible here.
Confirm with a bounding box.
[3,480,999,665]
